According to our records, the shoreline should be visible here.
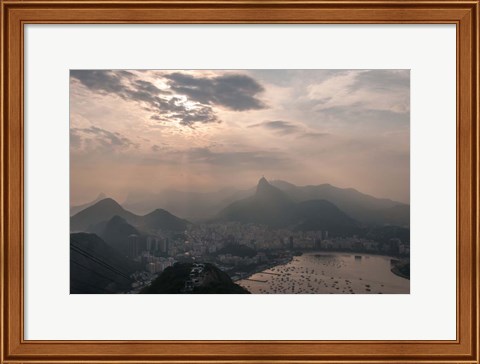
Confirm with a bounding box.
[233,256,294,282]
[237,251,410,283]
[391,267,410,280]
[390,259,410,280]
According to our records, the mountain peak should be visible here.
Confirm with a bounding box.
[256,176,271,192]
[253,177,293,207]
[95,197,123,209]
[148,208,170,216]
[108,215,128,224]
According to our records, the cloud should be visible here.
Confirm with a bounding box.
[297,132,330,139]
[317,107,409,128]
[71,70,218,126]
[249,120,330,140]
[307,70,410,114]
[165,73,266,111]
[70,126,137,153]
[70,70,135,95]
[249,120,301,135]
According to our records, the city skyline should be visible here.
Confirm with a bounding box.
[70,69,410,206]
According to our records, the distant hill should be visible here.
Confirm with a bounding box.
[70,192,107,216]
[219,177,294,227]
[71,198,190,233]
[141,262,249,294]
[71,198,138,232]
[218,178,357,232]
[140,209,190,232]
[270,180,409,226]
[70,233,141,294]
[293,200,356,232]
[90,215,140,256]
[362,204,410,226]
[123,179,408,226]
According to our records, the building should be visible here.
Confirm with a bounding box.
[146,236,158,252]
[128,234,140,259]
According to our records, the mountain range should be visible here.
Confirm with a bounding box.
[71,178,409,235]
[71,198,190,233]
[269,180,409,226]
[70,192,107,216]
[218,177,357,231]
[118,179,409,226]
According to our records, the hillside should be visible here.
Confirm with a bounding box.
[271,180,409,226]
[71,198,190,233]
[70,233,141,293]
[90,215,140,256]
[218,178,357,232]
[141,262,250,294]
[70,192,107,216]
[293,199,357,232]
[219,177,294,227]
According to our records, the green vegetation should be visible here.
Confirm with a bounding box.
[217,243,256,258]
[391,259,410,279]
[141,262,250,294]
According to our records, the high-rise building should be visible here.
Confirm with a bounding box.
[146,236,158,252]
[128,234,140,259]
[165,238,170,255]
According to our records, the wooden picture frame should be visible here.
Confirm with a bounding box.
[1,1,478,363]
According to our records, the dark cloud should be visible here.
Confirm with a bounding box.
[70,70,132,95]
[165,73,266,111]
[70,70,218,126]
[298,132,330,139]
[249,120,301,135]
[70,126,137,152]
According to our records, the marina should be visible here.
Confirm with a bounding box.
[237,252,409,294]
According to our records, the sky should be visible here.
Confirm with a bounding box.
[70,69,410,206]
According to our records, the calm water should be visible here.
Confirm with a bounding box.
[238,252,409,294]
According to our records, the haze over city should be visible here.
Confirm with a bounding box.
[70,69,410,207]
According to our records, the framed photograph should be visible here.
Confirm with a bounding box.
[1,0,478,363]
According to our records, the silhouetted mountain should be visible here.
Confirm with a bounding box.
[363,204,410,226]
[71,198,138,232]
[270,180,409,226]
[125,179,408,226]
[70,233,141,294]
[70,192,107,216]
[140,209,189,232]
[71,198,189,234]
[218,178,294,227]
[218,178,357,231]
[90,215,140,256]
[293,200,357,232]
